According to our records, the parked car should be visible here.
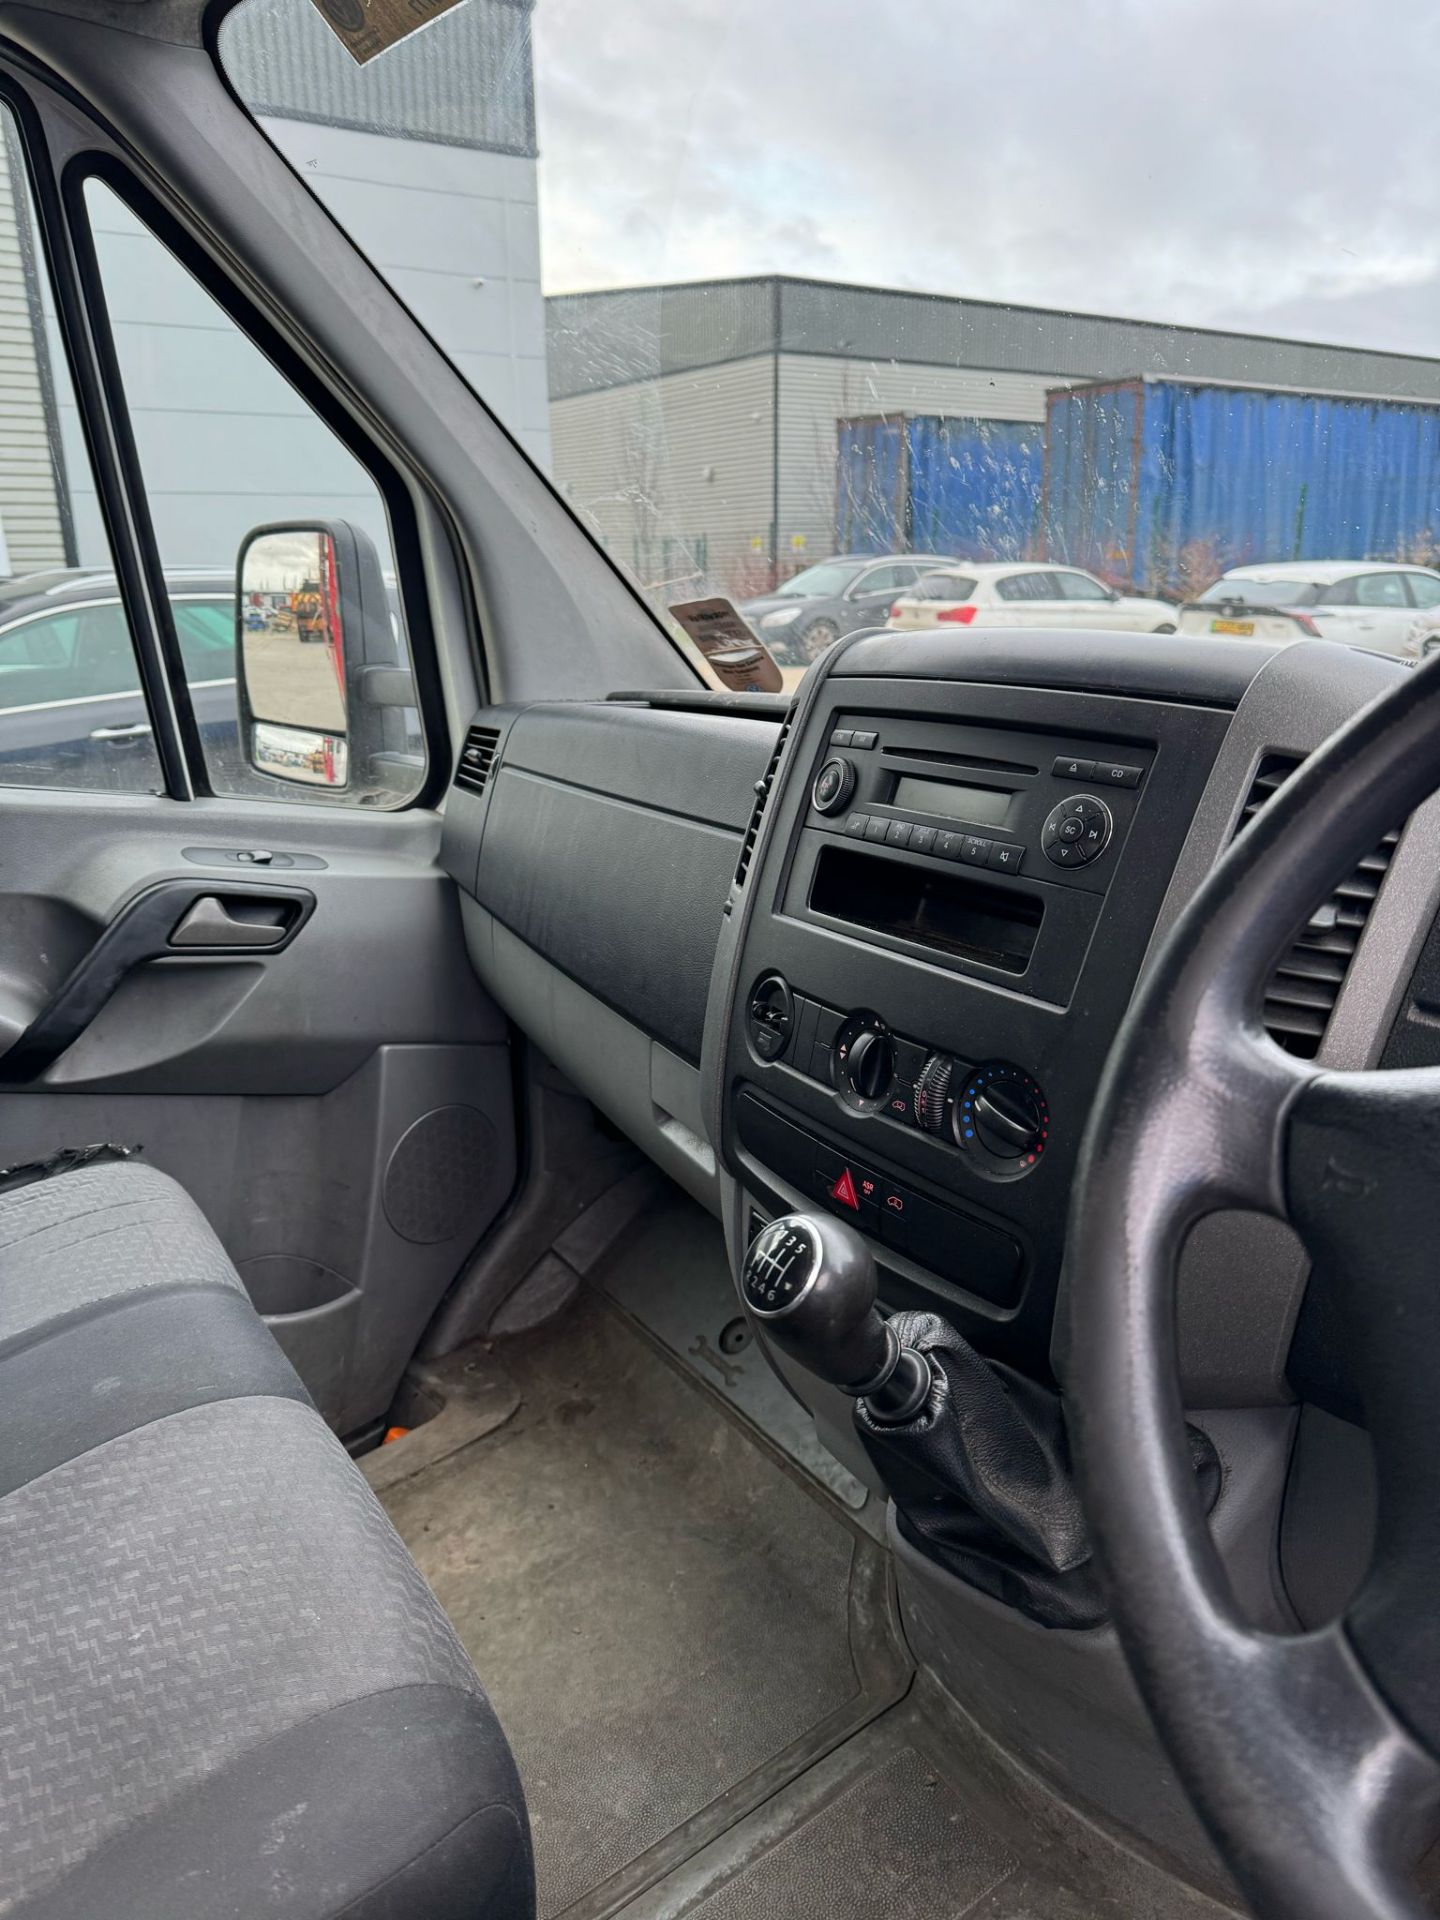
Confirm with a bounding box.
[886,563,1177,633]
[739,554,956,664]
[0,570,238,786]
[1176,561,1440,656]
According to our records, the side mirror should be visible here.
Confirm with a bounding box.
[235,521,417,797]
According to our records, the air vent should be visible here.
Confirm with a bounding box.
[1236,753,1400,1057]
[734,707,795,890]
[453,724,500,798]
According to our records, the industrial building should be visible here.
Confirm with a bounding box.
[546,275,1440,601]
[0,0,547,576]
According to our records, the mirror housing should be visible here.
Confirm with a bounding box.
[235,520,417,798]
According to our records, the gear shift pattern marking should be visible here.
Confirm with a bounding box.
[742,1219,819,1315]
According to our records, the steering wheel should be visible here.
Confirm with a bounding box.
[1067,656,1440,1920]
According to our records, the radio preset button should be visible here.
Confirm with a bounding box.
[864,816,890,843]
[909,824,937,855]
[960,834,991,866]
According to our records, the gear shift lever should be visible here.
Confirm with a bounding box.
[740,1213,930,1423]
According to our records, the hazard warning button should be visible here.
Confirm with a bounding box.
[814,1145,879,1227]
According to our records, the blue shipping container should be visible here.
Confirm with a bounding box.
[836,415,1043,560]
[1043,376,1440,596]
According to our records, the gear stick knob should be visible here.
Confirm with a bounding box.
[741,1213,930,1423]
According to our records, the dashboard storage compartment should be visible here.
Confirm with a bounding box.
[810,844,1043,975]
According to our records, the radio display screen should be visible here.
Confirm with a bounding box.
[892,775,1014,828]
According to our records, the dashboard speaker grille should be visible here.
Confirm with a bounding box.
[453,723,500,797]
[734,706,795,890]
[1236,753,1400,1058]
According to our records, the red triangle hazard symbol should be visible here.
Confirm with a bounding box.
[830,1167,860,1211]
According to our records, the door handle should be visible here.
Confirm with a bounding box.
[89,723,153,742]
[0,878,315,1082]
[169,896,292,949]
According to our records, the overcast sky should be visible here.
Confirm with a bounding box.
[530,0,1440,357]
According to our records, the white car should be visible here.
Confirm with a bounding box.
[1176,561,1440,657]
[886,563,1178,634]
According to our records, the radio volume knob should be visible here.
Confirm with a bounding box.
[913,1054,954,1134]
[812,756,856,815]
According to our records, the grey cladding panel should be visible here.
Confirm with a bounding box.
[478,767,737,1062]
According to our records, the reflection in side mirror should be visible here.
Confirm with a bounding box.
[252,719,349,788]
[239,526,350,787]
[235,519,414,799]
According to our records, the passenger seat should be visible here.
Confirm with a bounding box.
[0,1159,533,1919]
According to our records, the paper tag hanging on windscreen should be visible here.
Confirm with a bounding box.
[669,598,784,694]
[306,0,466,65]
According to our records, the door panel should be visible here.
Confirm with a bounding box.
[0,787,516,1434]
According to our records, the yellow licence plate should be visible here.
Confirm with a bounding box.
[1210,618,1254,635]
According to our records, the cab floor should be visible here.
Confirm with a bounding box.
[378,1196,1235,1920]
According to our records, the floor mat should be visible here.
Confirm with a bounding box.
[595,1194,871,1514]
[617,1696,1235,1920]
[381,1289,907,1919]
[657,1737,1016,1919]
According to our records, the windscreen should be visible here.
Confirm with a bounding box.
[217,0,1440,684]
[914,576,978,602]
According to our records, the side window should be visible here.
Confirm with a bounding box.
[1316,579,1357,606]
[1405,573,1440,609]
[82,181,425,806]
[72,602,144,697]
[172,600,236,681]
[853,565,904,596]
[1354,572,1409,608]
[0,115,161,793]
[1056,571,1111,602]
[996,572,1053,602]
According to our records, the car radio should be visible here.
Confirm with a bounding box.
[784,712,1156,1007]
[810,715,1151,889]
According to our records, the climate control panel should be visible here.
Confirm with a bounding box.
[746,975,1049,1182]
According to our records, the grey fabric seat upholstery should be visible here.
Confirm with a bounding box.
[0,1161,533,1919]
